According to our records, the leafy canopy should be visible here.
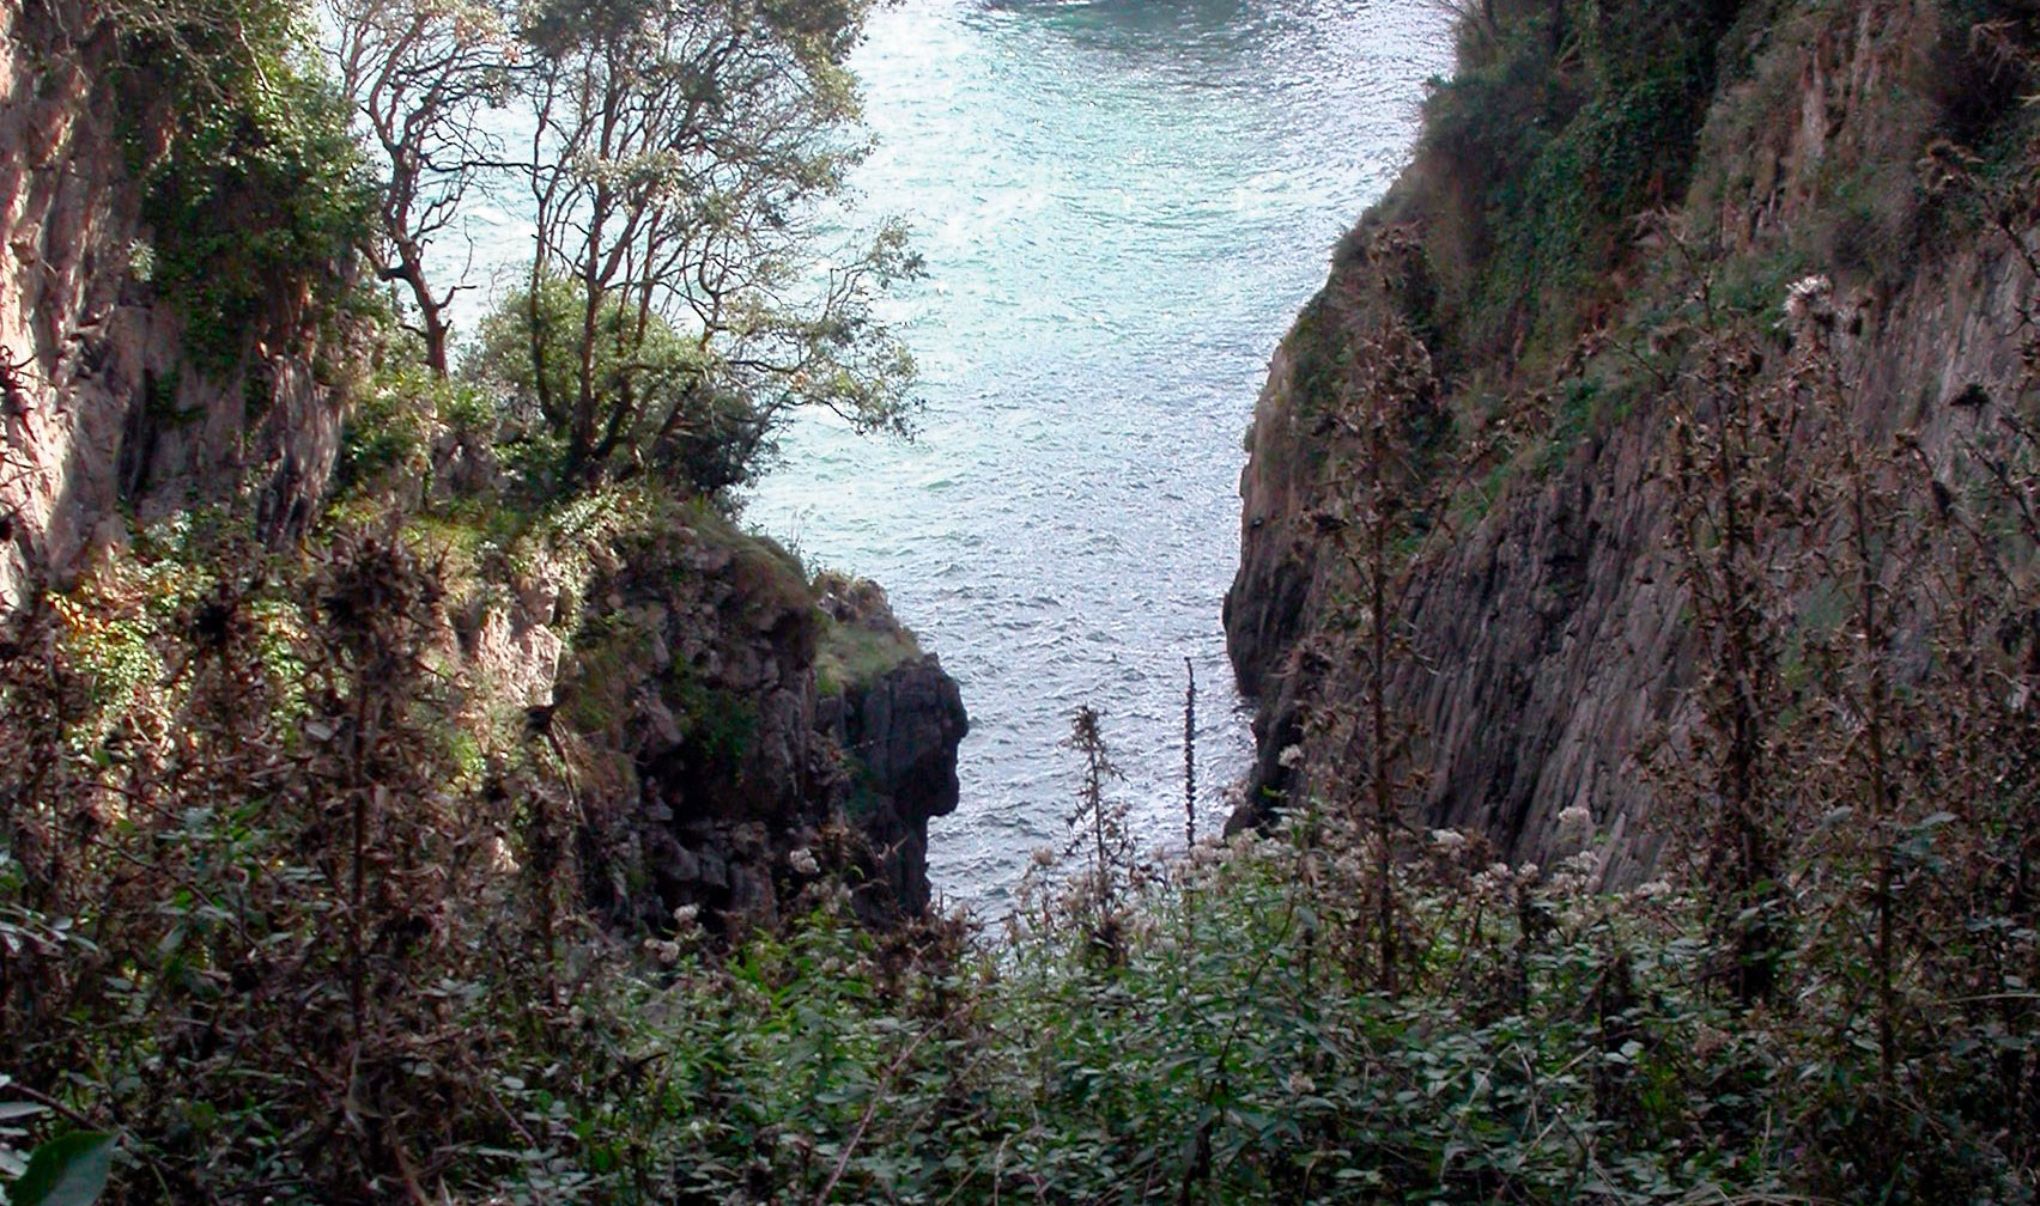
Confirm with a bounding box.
[515,0,920,493]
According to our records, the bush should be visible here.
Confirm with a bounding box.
[0,524,580,1200]
[4,569,2036,1203]
[1408,0,1736,366]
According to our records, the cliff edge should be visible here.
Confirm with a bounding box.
[1226,0,2040,880]
[0,1,968,925]
[0,0,361,612]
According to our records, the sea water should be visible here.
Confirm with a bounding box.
[741,0,1452,912]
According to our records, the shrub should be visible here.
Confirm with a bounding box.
[0,524,579,1200]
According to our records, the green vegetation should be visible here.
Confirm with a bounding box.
[121,3,374,378]
[471,0,917,495]
[3,1130,113,1206]
[466,278,768,501]
[815,618,921,699]
[9,0,2040,1200]
[334,359,440,495]
[86,0,919,503]
[1232,6,2040,1200]
[2,0,938,1182]
[1406,0,1736,370]
[0,530,576,1203]
[560,609,658,736]
[6,635,2035,1203]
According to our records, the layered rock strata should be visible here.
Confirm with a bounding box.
[1225,0,2038,881]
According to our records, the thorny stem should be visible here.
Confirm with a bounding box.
[348,666,372,1056]
[1183,657,1197,850]
[1848,464,1900,1081]
[1370,405,1398,999]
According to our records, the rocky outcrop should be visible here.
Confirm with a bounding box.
[547,515,968,931]
[1,1,964,932]
[1,0,971,944]
[816,576,969,915]
[0,0,348,613]
[1225,0,2039,881]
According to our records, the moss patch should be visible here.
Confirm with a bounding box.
[816,618,921,699]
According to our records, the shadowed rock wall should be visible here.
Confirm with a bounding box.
[1225,0,2038,882]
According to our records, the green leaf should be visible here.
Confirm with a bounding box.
[9,1132,114,1206]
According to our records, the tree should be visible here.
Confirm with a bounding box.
[518,0,917,494]
[324,0,517,378]
[469,276,765,495]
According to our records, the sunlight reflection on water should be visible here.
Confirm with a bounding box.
[738,0,1454,916]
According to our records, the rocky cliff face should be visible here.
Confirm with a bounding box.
[523,513,968,931]
[0,2,349,613]
[1,3,969,926]
[1226,0,2039,880]
[816,575,971,916]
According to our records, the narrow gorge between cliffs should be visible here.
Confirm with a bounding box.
[436,0,1455,909]
[448,0,1458,909]
[732,0,1456,909]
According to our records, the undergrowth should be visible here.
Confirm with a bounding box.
[6,0,2040,1202]
[3,572,2033,1203]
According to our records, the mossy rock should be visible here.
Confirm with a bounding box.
[670,499,818,648]
[812,571,922,698]
[559,611,655,739]
[815,618,921,699]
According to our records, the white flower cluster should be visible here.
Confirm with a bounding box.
[1784,273,1833,318]
[1546,849,1600,899]
[484,835,521,875]
[1429,828,1467,851]
[788,847,820,877]
[1555,804,1595,851]
[818,879,855,912]
[1470,861,1517,901]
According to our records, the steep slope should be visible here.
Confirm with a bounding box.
[1226,0,2040,879]
[0,0,361,612]
[0,1,968,923]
